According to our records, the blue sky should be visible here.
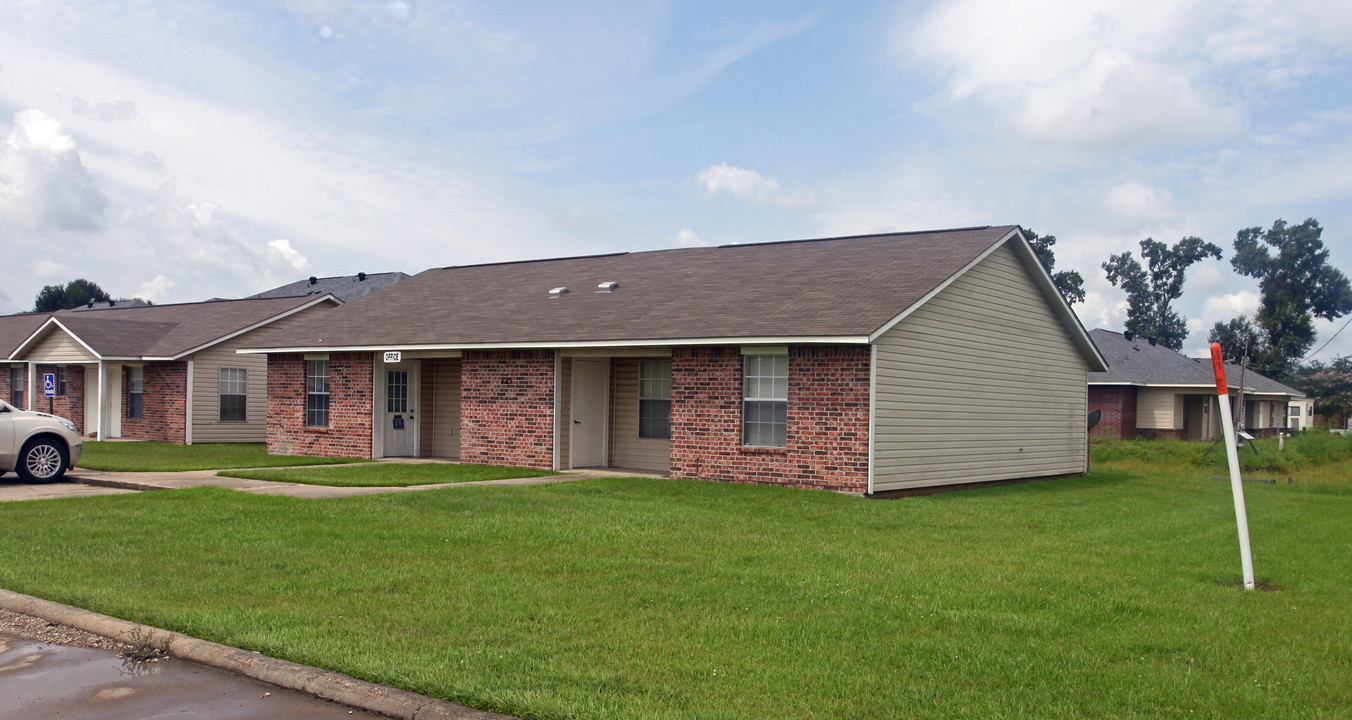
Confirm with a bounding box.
[3,0,1351,359]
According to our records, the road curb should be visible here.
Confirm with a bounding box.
[0,588,515,720]
[70,475,169,492]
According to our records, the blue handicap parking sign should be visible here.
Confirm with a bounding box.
[43,373,56,397]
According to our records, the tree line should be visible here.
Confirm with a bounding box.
[1035,218,1352,426]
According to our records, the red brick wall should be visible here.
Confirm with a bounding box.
[460,350,555,468]
[1088,385,1137,440]
[120,362,188,443]
[33,365,84,432]
[668,345,871,494]
[0,366,18,409]
[267,353,374,458]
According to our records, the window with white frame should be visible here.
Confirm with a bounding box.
[306,360,330,428]
[10,367,24,407]
[638,359,671,439]
[743,354,787,447]
[1290,405,1301,417]
[220,368,248,422]
[127,366,144,419]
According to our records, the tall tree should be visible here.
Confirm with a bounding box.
[1102,236,1223,351]
[1227,218,1352,380]
[1024,229,1085,304]
[1208,315,1262,364]
[33,279,112,312]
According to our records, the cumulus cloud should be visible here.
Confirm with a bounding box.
[268,238,312,272]
[672,228,707,247]
[34,259,66,277]
[136,274,174,302]
[1104,181,1176,222]
[904,0,1253,149]
[696,163,820,211]
[70,98,137,122]
[0,109,108,231]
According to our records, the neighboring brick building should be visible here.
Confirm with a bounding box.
[1088,329,1304,441]
[244,226,1108,495]
[5,296,339,442]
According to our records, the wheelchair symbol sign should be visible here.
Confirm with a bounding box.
[43,373,56,397]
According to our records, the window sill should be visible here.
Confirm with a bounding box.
[741,445,788,455]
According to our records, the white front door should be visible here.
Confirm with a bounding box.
[570,359,608,468]
[382,361,419,457]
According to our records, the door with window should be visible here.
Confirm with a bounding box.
[382,361,419,457]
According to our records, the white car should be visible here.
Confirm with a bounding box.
[0,400,84,482]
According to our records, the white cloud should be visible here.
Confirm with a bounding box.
[34,259,65,277]
[696,163,820,211]
[0,109,108,231]
[1104,181,1176,222]
[268,238,311,272]
[672,228,706,247]
[136,274,174,302]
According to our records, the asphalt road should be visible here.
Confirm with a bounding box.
[0,632,386,720]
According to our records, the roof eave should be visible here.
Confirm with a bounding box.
[237,334,873,355]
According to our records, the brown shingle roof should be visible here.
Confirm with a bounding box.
[27,295,334,359]
[246,226,1023,350]
[0,314,49,358]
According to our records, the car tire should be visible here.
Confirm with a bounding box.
[16,438,68,483]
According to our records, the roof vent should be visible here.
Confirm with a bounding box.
[596,281,619,293]
[108,300,116,307]
[309,276,318,285]
[357,272,367,282]
[549,287,570,299]
[1123,331,1133,341]
[86,299,94,309]
[1148,337,1158,346]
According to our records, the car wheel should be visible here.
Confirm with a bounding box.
[17,438,68,483]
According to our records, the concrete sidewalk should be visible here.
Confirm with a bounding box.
[65,464,652,499]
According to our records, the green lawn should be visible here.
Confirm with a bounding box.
[0,457,1348,718]
[217,463,559,487]
[78,441,366,472]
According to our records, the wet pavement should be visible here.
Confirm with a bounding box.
[0,632,386,720]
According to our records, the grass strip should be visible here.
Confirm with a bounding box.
[78,441,364,472]
[0,465,1349,719]
[218,463,559,487]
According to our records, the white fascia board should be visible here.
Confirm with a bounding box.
[10,317,104,361]
[172,295,339,360]
[236,334,871,355]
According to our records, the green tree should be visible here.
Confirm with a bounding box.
[1024,229,1085,304]
[1208,315,1262,364]
[1227,218,1352,380]
[1102,236,1223,351]
[1289,357,1352,428]
[33,278,113,312]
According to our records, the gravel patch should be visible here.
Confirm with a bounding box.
[0,608,125,652]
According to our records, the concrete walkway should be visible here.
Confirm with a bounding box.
[65,463,654,499]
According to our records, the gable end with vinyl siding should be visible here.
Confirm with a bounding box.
[870,240,1092,492]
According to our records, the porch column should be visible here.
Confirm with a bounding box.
[97,361,107,440]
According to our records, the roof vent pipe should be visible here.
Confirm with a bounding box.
[1148,337,1158,346]
[86,299,94,309]
[309,276,318,285]
[549,287,570,299]
[1123,331,1133,341]
[357,272,366,282]
[596,281,619,293]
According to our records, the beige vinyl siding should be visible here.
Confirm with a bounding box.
[419,358,461,459]
[872,241,1091,492]
[24,329,96,363]
[558,356,571,468]
[1136,388,1177,429]
[189,302,334,443]
[609,358,670,474]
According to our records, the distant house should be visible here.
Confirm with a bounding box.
[4,296,338,442]
[249,272,409,303]
[1287,398,1317,431]
[1088,329,1304,440]
[241,226,1108,494]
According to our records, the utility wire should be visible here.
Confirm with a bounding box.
[1301,313,1352,364]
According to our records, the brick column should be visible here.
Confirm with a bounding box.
[460,350,555,469]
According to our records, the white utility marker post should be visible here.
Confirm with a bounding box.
[1210,343,1256,590]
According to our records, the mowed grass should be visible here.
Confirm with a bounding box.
[218,463,559,487]
[78,441,365,472]
[1,468,1349,719]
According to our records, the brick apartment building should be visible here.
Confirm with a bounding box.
[243,226,1108,495]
